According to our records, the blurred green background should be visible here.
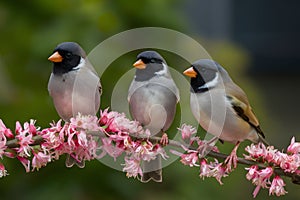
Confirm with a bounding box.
[0,0,299,199]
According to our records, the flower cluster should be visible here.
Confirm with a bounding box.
[0,109,167,180]
[0,112,299,198]
[176,124,299,198]
[98,109,167,179]
[244,138,300,197]
[0,115,102,175]
[174,124,228,184]
[245,166,287,197]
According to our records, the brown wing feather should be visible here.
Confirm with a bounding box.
[225,82,265,138]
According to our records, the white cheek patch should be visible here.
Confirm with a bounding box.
[154,63,168,76]
[72,57,85,71]
[198,72,219,90]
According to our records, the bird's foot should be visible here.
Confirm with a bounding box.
[160,133,169,146]
[224,142,240,172]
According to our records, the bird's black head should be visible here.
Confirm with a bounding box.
[48,42,86,75]
[184,59,220,93]
[133,51,168,81]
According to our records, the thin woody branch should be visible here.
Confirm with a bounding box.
[5,133,300,184]
[0,113,299,198]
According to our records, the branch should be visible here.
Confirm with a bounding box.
[3,127,300,184]
[149,136,300,184]
[0,111,299,198]
[6,136,43,149]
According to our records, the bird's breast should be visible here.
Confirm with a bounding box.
[48,71,100,121]
[190,90,253,143]
[129,82,177,135]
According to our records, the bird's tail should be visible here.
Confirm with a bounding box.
[65,154,85,168]
[140,156,162,183]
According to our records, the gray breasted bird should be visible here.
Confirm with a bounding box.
[48,42,101,167]
[183,59,268,165]
[128,51,179,182]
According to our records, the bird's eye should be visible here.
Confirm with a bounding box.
[65,52,72,59]
[150,58,155,63]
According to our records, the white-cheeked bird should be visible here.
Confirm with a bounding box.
[128,51,180,182]
[48,42,101,168]
[183,59,268,169]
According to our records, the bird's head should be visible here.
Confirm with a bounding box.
[133,51,169,81]
[48,42,86,75]
[183,59,224,93]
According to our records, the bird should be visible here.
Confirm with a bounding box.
[48,42,101,168]
[128,51,180,182]
[183,59,268,170]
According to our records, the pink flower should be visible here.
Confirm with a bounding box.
[0,162,8,178]
[178,124,196,140]
[181,151,199,167]
[100,109,144,136]
[23,119,39,136]
[113,115,142,135]
[85,135,99,159]
[0,132,7,158]
[244,143,278,163]
[17,156,30,172]
[131,141,168,162]
[122,156,142,178]
[269,176,287,197]
[246,166,273,198]
[32,151,51,171]
[99,109,121,132]
[246,165,259,181]
[15,122,34,157]
[100,137,124,160]
[134,140,156,161]
[41,120,65,149]
[109,112,142,134]
[199,159,211,179]
[244,143,267,160]
[199,159,228,184]
[264,146,278,163]
[0,119,14,138]
[210,162,227,185]
[287,137,300,154]
[77,130,88,147]
[153,144,168,160]
[15,121,23,135]
[257,167,273,182]
[70,114,100,131]
[99,108,112,126]
[274,152,299,173]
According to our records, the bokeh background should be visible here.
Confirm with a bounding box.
[0,0,299,199]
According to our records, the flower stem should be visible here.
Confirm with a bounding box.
[6,135,44,148]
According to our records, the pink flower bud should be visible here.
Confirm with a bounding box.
[269,176,287,197]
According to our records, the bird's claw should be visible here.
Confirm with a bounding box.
[160,133,169,146]
[224,142,240,172]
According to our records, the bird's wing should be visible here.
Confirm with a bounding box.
[157,76,180,103]
[47,73,54,96]
[85,59,102,95]
[128,80,138,102]
[226,83,265,138]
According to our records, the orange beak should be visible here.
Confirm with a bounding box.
[48,51,63,63]
[133,59,146,69]
[183,67,197,78]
